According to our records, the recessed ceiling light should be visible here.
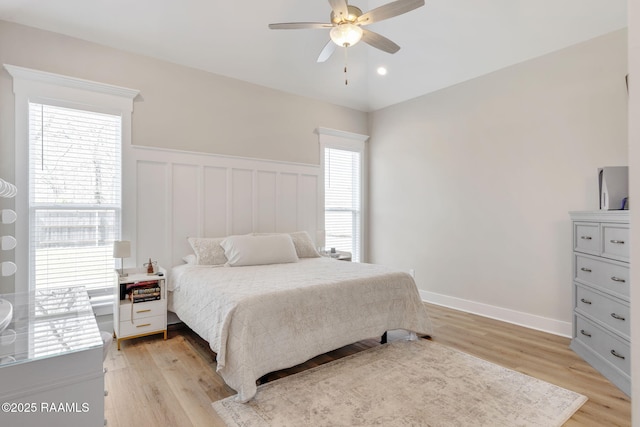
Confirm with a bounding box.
[377,67,387,76]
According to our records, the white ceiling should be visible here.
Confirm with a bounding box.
[0,0,627,112]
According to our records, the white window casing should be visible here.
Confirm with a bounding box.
[316,127,369,262]
[4,64,138,316]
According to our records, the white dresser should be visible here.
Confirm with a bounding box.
[0,287,105,426]
[569,211,630,396]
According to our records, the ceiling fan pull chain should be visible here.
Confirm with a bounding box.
[344,46,348,85]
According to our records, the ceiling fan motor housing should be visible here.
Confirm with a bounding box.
[331,5,363,24]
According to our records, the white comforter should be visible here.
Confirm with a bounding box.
[168,257,432,402]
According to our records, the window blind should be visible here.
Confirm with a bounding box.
[29,102,122,294]
[324,146,361,262]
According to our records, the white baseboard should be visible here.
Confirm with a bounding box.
[420,290,572,338]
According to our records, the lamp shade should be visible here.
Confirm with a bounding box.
[330,23,363,47]
[113,240,131,258]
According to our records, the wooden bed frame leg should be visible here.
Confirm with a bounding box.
[381,332,387,344]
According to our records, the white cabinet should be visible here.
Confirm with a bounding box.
[0,287,104,426]
[569,211,630,396]
[113,267,167,350]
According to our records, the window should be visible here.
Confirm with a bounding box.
[5,64,138,312]
[324,147,362,261]
[318,128,368,263]
[29,103,122,296]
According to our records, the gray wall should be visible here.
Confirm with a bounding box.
[368,30,628,334]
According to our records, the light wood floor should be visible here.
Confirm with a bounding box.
[104,303,631,426]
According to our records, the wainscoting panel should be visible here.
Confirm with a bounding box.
[135,160,169,269]
[299,174,319,235]
[171,163,200,266]
[278,173,299,233]
[124,146,321,271]
[203,166,228,238]
[231,168,254,235]
[256,171,277,232]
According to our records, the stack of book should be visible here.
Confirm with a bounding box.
[126,280,161,303]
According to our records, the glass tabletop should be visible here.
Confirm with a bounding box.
[0,286,103,367]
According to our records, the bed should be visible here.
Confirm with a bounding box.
[168,233,432,402]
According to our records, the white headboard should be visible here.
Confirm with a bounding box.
[123,146,321,270]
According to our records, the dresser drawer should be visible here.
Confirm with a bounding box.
[118,315,166,338]
[574,222,600,255]
[574,255,629,299]
[575,285,630,338]
[574,314,630,376]
[119,299,165,322]
[602,224,629,262]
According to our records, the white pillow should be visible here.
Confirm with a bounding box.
[220,234,299,266]
[252,231,320,258]
[187,237,228,265]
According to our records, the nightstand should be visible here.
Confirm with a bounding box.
[113,267,167,350]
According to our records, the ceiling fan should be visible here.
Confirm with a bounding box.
[269,0,426,63]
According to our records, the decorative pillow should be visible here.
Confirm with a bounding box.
[187,237,228,265]
[220,234,299,266]
[288,231,321,258]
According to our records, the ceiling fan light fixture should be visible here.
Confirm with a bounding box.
[330,23,363,47]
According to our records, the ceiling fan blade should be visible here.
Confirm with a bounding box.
[328,0,350,21]
[269,22,334,30]
[361,29,400,54]
[357,0,425,25]
[317,40,337,62]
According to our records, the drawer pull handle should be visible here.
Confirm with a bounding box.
[611,276,626,283]
[580,236,592,240]
[580,329,592,338]
[580,298,592,305]
[136,309,151,313]
[610,240,625,244]
[136,323,151,328]
[610,350,625,360]
[610,313,626,321]
[580,267,592,273]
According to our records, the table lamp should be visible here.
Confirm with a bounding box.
[113,240,131,277]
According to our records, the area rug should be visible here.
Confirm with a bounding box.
[212,339,587,427]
